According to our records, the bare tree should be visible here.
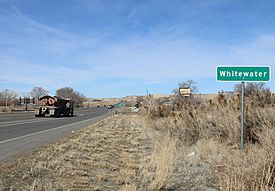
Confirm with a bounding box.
[172,80,198,94]
[30,86,49,102]
[56,87,85,107]
[234,82,272,104]
[234,82,268,96]
[0,89,18,106]
[72,91,86,107]
[172,88,179,95]
[56,87,74,99]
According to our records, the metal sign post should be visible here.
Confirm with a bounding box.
[19,97,35,111]
[240,82,244,150]
[216,65,271,150]
[25,97,28,111]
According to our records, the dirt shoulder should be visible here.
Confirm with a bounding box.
[1,101,273,191]
[0,114,151,191]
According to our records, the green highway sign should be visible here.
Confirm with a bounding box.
[216,65,271,151]
[217,66,271,82]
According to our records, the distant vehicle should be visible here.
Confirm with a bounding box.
[107,105,114,109]
[35,95,74,117]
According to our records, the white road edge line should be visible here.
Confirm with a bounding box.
[0,114,107,145]
[0,118,60,127]
[0,113,34,117]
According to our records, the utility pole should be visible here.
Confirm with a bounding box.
[25,97,29,111]
[5,89,8,109]
[146,90,149,105]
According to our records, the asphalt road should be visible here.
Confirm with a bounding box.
[0,107,110,161]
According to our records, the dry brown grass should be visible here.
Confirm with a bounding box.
[139,133,178,191]
[139,95,275,191]
[0,94,274,191]
[0,106,12,113]
[0,115,151,191]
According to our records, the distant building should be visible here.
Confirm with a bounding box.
[84,98,103,103]
[218,90,239,95]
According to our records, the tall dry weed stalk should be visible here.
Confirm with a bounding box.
[219,160,274,191]
[147,134,178,190]
[128,133,179,191]
[144,95,274,190]
[29,179,55,191]
[148,100,240,145]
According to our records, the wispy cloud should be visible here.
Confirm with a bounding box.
[0,0,274,97]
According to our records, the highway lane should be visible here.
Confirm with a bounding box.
[0,108,108,141]
[0,112,36,123]
[0,108,111,161]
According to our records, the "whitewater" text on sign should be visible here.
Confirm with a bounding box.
[216,66,270,82]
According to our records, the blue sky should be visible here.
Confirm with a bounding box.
[0,0,274,98]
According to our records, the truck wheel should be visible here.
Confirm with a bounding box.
[35,114,45,117]
[54,109,61,117]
